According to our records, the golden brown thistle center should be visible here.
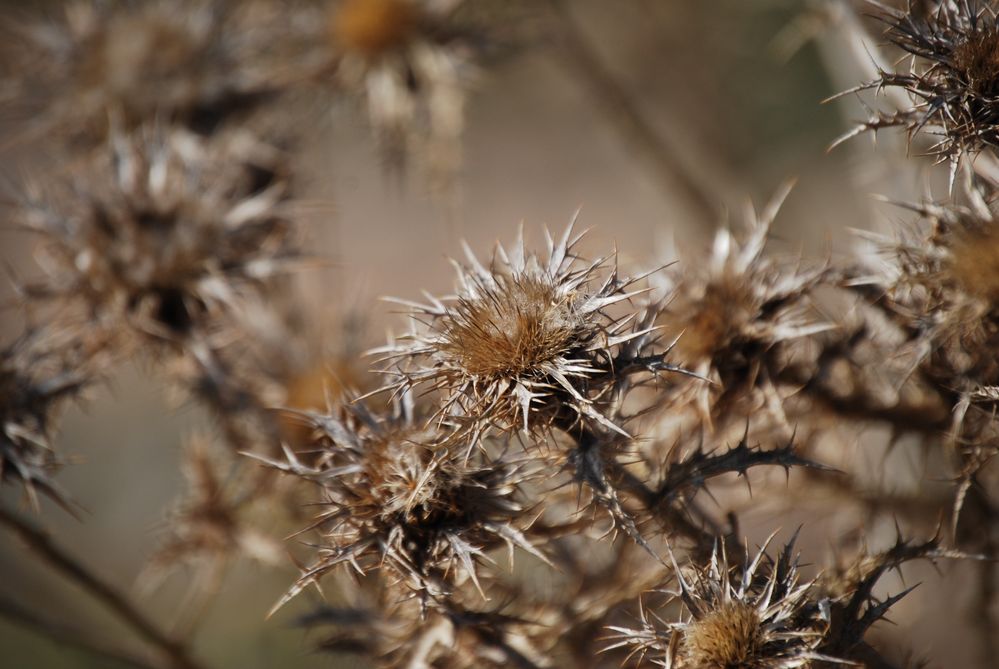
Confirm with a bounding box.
[330,0,419,57]
[946,223,999,303]
[952,28,999,95]
[682,601,764,669]
[441,277,581,378]
[671,280,756,361]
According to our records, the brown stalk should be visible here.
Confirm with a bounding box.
[0,506,207,669]
[0,592,161,669]
[543,0,721,223]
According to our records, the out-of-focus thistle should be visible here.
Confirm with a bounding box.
[655,185,829,430]
[2,0,301,142]
[140,436,283,598]
[252,398,551,612]
[374,220,695,441]
[0,328,101,511]
[849,185,999,524]
[606,534,843,669]
[17,125,298,348]
[834,0,999,174]
[326,0,479,181]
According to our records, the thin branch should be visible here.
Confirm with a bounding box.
[0,506,207,669]
[544,0,722,223]
[0,592,161,669]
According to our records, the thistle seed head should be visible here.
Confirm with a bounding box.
[607,534,835,669]
[4,0,295,141]
[256,400,547,610]
[376,221,667,438]
[18,126,297,345]
[840,1,999,165]
[655,186,828,424]
[0,327,99,511]
[682,600,764,669]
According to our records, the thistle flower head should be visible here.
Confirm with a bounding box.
[327,0,476,182]
[4,0,293,141]
[376,221,668,438]
[656,186,828,424]
[862,193,999,388]
[839,0,999,167]
[140,435,283,592]
[19,126,296,344]
[255,399,547,611]
[0,328,97,510]
[607,534,836,668]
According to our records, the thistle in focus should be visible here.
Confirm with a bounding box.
[835,0,999,173]
[606,534,839,669]
[375,220,690,441]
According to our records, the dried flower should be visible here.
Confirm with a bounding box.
[327,0,478,182]
[17,125,297,347]
[3,0,297,141]
[140,435,283,594]
[253,399,548,611]
[0,327,99,511]
[655,185,829,428]
[606,534,840,668]
[375,221,690,440]
[834,0,999,172]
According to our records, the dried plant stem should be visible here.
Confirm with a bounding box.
[544,0,721,223]
[973,537,999,667]
[0,593,160,669]
[0,506,207,669]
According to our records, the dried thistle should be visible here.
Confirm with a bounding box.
[0,327,98,511]
[655,185,829,428]
[326,0,479,181]
[375,221,691,441]
[3,0,299,142]
[141,435,283,595]
[606,534,841,669]
[253,398,549,611]
[17,125,297,348]
[835,0,999,173]
[819,533,974,661]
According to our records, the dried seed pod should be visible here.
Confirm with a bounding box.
[18,125,298,348]
[835,0,999,171]
[326,0,479,183]
[3,0,299,142]
[253,399,549,611]
[0,327,100,511]
[374,221,691,441]
[655,185,829,427]
[606,534,841,669]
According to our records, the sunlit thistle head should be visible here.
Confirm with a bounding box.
[375,220,659,438]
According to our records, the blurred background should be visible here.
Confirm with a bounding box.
[0,1,957,667]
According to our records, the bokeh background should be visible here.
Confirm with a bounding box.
[0,1,962,667]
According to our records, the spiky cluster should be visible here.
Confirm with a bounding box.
[654,185,828,428]
[255,400,549,609]
[2,0,297,142]
[607,537,836,668]
[0,328,98,510]
[377,222,685,439]
[18,127,296,346]
[326,0,476,180]
[840,1,999,167]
